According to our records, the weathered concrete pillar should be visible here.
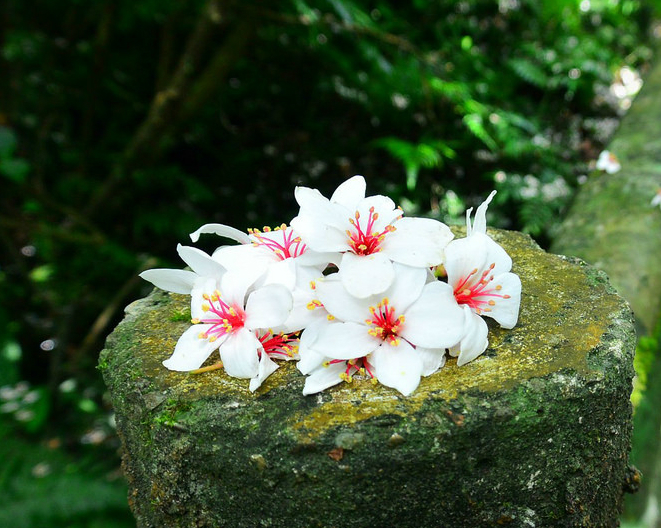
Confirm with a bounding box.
[101,229,635,528]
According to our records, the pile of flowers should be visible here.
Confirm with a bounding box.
[140,176,521,396]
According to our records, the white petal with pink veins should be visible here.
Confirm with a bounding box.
[485,272,521,329]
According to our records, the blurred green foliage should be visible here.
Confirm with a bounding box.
[0,0,657,525]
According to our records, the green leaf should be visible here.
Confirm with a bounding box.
[429,78,470,104]
[508,58,549,88]
[373,137,454,190]
[463,114,497,151]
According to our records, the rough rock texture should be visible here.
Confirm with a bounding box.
[100,229,635,528]
[550,54,661,337]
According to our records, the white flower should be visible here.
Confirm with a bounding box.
[139,243,226,299]
[595,150,621,174]
[162,271,293,392]
[298,264,465,396]
[444,191,521,366]
[191,222,331,270]
[191,222,331,332]
[291,175,454,298]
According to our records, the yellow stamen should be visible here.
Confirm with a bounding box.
[190,362,224,374]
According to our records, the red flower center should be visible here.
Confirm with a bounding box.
[326,356,376,383]
[366,298,405,345]
[346,207,396,256]
[195,291,245,341]
[453,264,510,314]
[258,331,298,359]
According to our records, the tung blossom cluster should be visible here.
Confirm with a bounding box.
[140,176,522,396]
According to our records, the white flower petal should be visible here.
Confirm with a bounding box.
[277,281,327,333]
[220,328,260,379]
[454,307,489,366]
[293,249,342,269]
[261,258,297,291]
[163,325,221,371]
[382,263,428,313]
[190,277,221,320]
[371,340,423,396]
[355,195,401,230]
[414,346,447,376]
[382,217,453,267]
[467,190,497,236]
[219,267,266,308]
[189,223,251,244]
[177,244,226,277]
[139,268,197,294]
[339,252,395,298]
[313,321,379,360]
[484,272,521,329]
[244,284,293,329]
[213,244,273,270]
[291,212,350,253]
[302,362,346,395]
[249,354,279,392]
[444,232,512,288]
[298,346,327,376]
[330,175,366,209]
[399,281,465,349]
[297,321,331,374]
[294,185,350,231]
[315,275,373,323]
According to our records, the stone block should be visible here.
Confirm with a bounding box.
[100,229,635,527]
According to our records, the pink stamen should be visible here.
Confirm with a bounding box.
[258,331,299,359]
[197,291,246,341]
[366,298,404,345]
[346,207,396,256]
[249,224,307,260]
[327,357,376,382]
[453,264,510,314]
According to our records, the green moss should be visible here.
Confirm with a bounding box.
[100,229,635,527]
[101,230,626,441]
[169,307,191,322]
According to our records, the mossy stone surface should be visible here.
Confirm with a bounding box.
[100,229,635,528]
[550,51,661,336]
